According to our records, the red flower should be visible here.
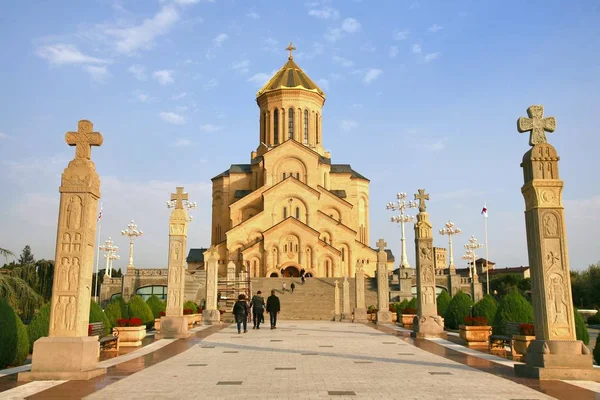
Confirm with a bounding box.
[520,323,535,336]
[116,318,129,327]
[159,311,166,317]
[464,316,488,326]
[183,309,193,315]
[128,318,143,327]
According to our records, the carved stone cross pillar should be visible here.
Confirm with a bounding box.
[203,247,221,325]
[412,189,445,338]
[20,120,105,381]
[334,280,341,321]
[514,105,599,381]
[353,261,368,323]
[341,276,351,321]
[375,239,392,324]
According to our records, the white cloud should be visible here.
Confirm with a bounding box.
[428,139,446,151]
[332,55,354,67]
[199,124,222,133]
[205,49,215,60]
[325,27,343,43]
[35,44,108,65]
[170,138,192,147]
[248,72,272,86]
[389,46,399,58]
[213,33,228,47]
[104,5,180,55]
[317,78,330,91]
[159,111,185,124]
[412,44,422,54]
[340,120,358,132]
[262,37,278,53]
[360,42,376,52]
[137,93,151,102]
[84,65,111,82]
[341,18,361,33]
[429,24,443,33]
[231,59,250,74]
[128,64,147,80]
[0,132,9,139]
[423,52,441,62]
[171,92,187,100]
[393,30,409,40]
[247,11,260,19]
[204,78,218,89]
[363,68,382,84]
[153,69,174,85]
[308,7,339,19]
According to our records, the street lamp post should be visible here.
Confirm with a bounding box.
[463,235,483,281]
[99,237,119,278]
[121,220,143,269]
[461,250,474,279]
[386,193,417,269]
[438,221,461,270]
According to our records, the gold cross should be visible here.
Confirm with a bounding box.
[517,105,556,146]
[415,189,430,212]
[286,42,296,60]
[171,187,189,210]
[65,120,103,160]
[376,238,387,252]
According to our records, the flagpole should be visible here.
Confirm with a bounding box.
[485,204,490,295]
[94,203,102,303]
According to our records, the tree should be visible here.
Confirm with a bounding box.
[0,247,14,260]
[444,291,474,329]
[18,245,35,266]
[436,290,451,318]
[0,273,42,322]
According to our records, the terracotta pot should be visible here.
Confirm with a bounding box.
[185,314,196,328]
[512,335,535,357]
[154,318,161,331]
[459,325,492,347]
[401,314,416,327]
[113,325,146,347]
[392,313,398,323]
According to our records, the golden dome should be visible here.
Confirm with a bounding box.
[256,43,325,99]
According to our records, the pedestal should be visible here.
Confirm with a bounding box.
[376,310,392,325]
[412,315,446,338]
[353,308,368,323]
[203,309,221,325]
[18,336,106,381]
[159,316,190,338]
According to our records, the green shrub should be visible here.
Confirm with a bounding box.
[445,291,474,330]
[13,313,29,366]
[104,300,123,328]
[492,289,533,334]
[113,296,129,320]
[0,299,18,368]
[575,311,590,345]
[437,291,451,317]
[473,295,498,325]
[128,295,154,326]
[183,300,198,314]
[146,295,166,319]
[27,303,50,351]
[594,336,600,365]
[587,311,600,325]
[406,297,417,309]
[89,300,111,336]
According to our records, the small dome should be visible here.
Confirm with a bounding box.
[256,56,325,99]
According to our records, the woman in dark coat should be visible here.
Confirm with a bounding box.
[233,294,249,334]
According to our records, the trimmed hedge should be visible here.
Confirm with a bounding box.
[406,297,417,309]
[445,291,474,330]
[0,299,18,368]
[183,300,198,314]
[27,303,51,351]
[436,291,451,317]
[113,296,129,320]
[128,295,154,326]
[104,300,123,328]
[575,311,590,345]
[587,310,600,325]
[594,336,600,365]
[492,289,533,334]
[473,295,498,325]
[13,313,29,366]
[146,295,166,319]
[89,300,111,336]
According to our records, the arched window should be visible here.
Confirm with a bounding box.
[295,207,300,219]
[303,110,309,144]
[316,113,320,144]
[283,207,287,219]
[262,113,266,143]
[273,109,279,144]
[282,172,286,180]
[136,285,167,301]
[296,172,300,179]
[342,248,345,261]
[295,244,298,252]
[284,244,288,252]
[288,108,294,139]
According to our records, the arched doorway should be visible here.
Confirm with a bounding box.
[282,265,300,277]
[269,272,279,278]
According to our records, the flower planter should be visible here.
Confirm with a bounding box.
[512,335,535,357]
[113,325,146,347]
[185,314,195,328]
[154,318,161,331]
[459,325,492,347]
[392,313,398,323]
[401,314,416,328]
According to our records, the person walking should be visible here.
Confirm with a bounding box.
[266,289,281,329]
[301,275,305,285]
[282,282,287,294]
[251,291,265,329]
[290,282,295,294]
[233,294,249,334]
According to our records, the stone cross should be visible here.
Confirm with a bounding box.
[517,105,556,146]
[203,247,221,325]
[353,260,368,323]
[334,280,340,320]
[415,189,429,213]
[375,240,392,324]
[65,120,103,160]
[286,42,296,59]
[171,187,188,210]
[376,238,387,252]
[341,276,351,321]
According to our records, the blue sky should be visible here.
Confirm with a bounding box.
[1,0,599,271]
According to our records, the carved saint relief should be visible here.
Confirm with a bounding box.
[547,273,572,337]
[58,257,70,291]
[543,213,559,237]
[66,196,83,229]
[169,290,176,307]
[174,266,181,284]
[422,287,434,305]
[170,241,182,262]
[65,296,76,330]
[170,224,184,235]
[68,257,80,291]
[422,264,435,285]
[377,265,389,309]
[62,233,71,252]
[53,297,67,331]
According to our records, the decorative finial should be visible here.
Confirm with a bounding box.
[286,41,296,60]
[517,105,556,146]
[414,189,430,212]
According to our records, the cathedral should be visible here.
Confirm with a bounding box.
[209,45,387,278]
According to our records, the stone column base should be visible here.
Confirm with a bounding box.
[18,336,106,381]
[353,308,368,323]
[412,315,445,338]
[203,309,221,325]
[514,339,600,381]
[158,316,189,338]
[376,310,392,325]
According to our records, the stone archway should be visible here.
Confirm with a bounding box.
[282,265,300,277]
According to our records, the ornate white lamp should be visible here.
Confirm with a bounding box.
[386,192,417,268]
[439,221,461,270]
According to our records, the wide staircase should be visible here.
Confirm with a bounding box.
[250,277,378,320]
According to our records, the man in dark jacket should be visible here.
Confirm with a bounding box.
[266,290,281,329]
[233,294,249,334]
[251,291,265,329]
